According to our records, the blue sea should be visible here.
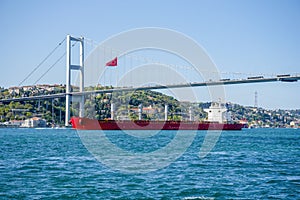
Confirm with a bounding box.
[0,128,299,199]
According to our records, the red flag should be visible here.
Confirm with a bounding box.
[106,57,117,66]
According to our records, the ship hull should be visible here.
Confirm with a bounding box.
[71,117,244,130]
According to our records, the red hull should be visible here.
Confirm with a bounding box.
[71,117,244,130]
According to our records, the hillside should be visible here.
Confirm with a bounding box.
[0,85,207,124]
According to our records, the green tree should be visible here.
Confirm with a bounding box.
[26,112,32,118]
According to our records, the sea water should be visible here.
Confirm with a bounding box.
[0,128,299,199]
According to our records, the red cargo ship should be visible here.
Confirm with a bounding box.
[71,102,245,130]
[71,117,244,130]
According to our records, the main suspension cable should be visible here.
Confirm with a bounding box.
[18,38,66,86]
[33,41,78,85]
[33,52,66,85]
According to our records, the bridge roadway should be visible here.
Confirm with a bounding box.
[1,75,300,103]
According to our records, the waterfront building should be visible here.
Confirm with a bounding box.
[21,117,47,128]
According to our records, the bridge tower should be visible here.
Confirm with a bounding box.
[65,35,84,126]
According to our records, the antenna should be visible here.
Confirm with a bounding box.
[254,91,258,108]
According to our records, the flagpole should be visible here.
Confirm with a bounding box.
[116,62,118,87]
[110,48,112,87]
[103,46,106,87]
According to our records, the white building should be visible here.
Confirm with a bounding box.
[8,87,20,95]
[21,117,47,128]
[204,102,232,123]
[6,120,24,127]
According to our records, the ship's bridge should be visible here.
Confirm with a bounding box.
[204,102,232,123]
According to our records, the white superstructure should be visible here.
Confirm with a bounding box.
[204,102,232,123]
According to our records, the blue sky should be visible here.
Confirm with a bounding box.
[0,0,299,109]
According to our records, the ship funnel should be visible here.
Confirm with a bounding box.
[111,103,115,120]
[189,106,193,121]
[138,104,143,120]
[164,104,168,121]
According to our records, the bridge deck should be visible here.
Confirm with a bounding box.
[1,75,299,103]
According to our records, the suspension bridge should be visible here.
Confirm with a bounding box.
[1,35,300,126]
